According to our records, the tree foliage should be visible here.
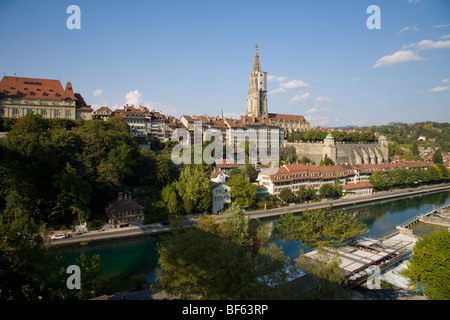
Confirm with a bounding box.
[227,173,258,208]
[155,213,293,299]
[400,229,450,300]
[0,115,175,226]
[175,165,211,214]
[277,206,368,249]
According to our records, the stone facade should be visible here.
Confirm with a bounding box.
[286,135,389,165]
[246,43,268,118]
[244,44,310,135]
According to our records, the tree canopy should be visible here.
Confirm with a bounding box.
[277,206,368,249]
[400,229,450,300]
[155,211,294,299]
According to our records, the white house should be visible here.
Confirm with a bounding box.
[211,183,231,214]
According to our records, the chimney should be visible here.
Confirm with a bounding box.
[118,192,123,201]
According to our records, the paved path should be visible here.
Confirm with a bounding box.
[49,183,450,248]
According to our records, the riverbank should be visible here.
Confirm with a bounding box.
[48,183,450,248]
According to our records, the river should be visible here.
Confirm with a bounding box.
[49,190,450,294]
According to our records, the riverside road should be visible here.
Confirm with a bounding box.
[49,183,450,248]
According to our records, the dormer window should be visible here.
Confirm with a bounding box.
[55,93,61,97]
[42,92,49,96]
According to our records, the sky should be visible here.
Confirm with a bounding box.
[0,0,449,127]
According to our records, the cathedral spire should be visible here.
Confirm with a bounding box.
[252,43,260,73]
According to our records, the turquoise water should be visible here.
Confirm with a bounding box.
[50,191,450,293]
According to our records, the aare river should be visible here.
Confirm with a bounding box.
[49,190,450,293]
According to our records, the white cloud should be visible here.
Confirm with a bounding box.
[440,34,450,39]
[306,114,341,127]
[269,78,309,94]
[441,78,449,83]
[269,87,287,94]
[399,25,419,33]
[433,23,450,28]
[306,107,318,113]
[267,75,288,82]
[125,89,143,106]
[408,0,421,3]
[314,96,333,104]
[373,50,424,68]
[93,89,103,97]
[289,92,310,105]
[404,39,450,50]
[429,86,449,92]
[282,79,309,89]
[306,107,333,114]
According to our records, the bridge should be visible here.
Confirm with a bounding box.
[396,202,450,231]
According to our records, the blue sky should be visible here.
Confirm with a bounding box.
[0,0,449,127]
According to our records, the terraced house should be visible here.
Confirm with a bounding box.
[258,161,432,196]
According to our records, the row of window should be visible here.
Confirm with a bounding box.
[214,195,230,201]
[0,107,72,117]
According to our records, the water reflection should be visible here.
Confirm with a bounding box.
[49,191,449,293]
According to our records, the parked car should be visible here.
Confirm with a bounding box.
[51,233,66,240]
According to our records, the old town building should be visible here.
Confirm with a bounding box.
[257,161,432,196]
[0,76,92,120]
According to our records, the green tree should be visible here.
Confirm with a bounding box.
[52,162,92,222]
[130,274,147,291]
[369,170,388,190]
[435,164,449,179]
[279,187,294,204]
[410,141,419,157]
[319,183,338,199]
[400,229,450,300]
[320,154,335,166]
[223,203,250,245]
[426,165,442,183]
[227,173,258,208]
[76,253,105,300]
[296,185,316,203]
[175,165,211,214]
[161,183,180,216]
[156,214,293,299]
[295,248,349,299]
[432,148,443,164]
[0,191,49,300]
[243,164,259,182]
[277,206,368,249]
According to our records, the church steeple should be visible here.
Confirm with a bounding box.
[252,43,261,73]
[246,43,268,118]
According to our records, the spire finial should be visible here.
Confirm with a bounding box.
[253,42,260,72]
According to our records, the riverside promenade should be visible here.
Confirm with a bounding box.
[49,183,450,248]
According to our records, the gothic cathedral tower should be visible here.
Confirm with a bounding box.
[246,43,268,118]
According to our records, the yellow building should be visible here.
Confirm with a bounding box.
[0,76,92,120]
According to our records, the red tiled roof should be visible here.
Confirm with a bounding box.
[266,161,433,183]
[269,113,307,123]
[341,181,374,190]
[215,158,238,168]
[0,76,78,101]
